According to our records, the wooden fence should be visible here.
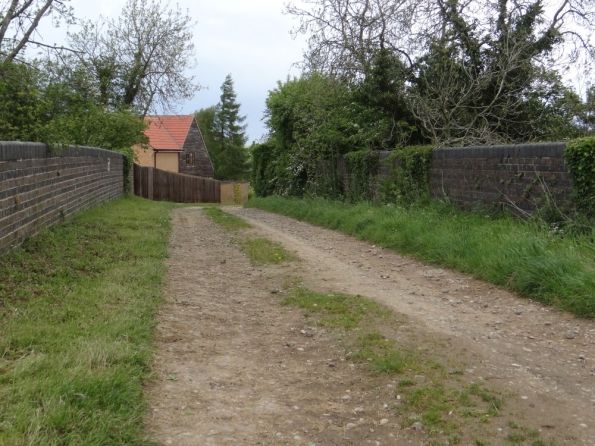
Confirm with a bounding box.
[133,164,221,203]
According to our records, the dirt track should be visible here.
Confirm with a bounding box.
[146,207,595,445]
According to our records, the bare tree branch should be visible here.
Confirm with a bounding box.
[0,0,73,62]
[68,0,199,116]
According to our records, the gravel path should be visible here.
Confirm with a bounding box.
[146,206,595,445]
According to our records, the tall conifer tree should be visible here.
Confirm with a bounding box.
[209,74,250,180]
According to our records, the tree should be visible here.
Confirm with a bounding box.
[286,0,595,145]
[0,59,146,149]
[0,61,46,139]
[285,0,419,79]
[195,106,217,156]
[407,0,593,145]
[209,74,250,181]
[0,0,73,63]
[68,0,198,115]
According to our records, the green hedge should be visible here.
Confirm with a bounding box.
[381,145,434,203]
[565,137,595,217]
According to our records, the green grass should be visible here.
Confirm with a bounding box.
[239,238,297,265]
[203,207,251,230]
[202,207,296,266]
[247,196,595,318]
[282,286,384,329]
[0,196,173,445]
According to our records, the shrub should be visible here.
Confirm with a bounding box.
[565,137,595,217]
[381,145,434,204]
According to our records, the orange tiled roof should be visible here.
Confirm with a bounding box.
[144,115,194,150]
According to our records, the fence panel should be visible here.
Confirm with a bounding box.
[133,164,220,203]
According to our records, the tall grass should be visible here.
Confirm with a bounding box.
[247,196,595,318]
[0,196,173,445]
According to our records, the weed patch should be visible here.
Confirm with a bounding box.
[203,207,252,230]
[239,238,297,266]
[282,286,383,329]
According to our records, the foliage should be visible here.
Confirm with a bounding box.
[255,0,595,200]
[0,60,146,194]
[195,106,217,155]
[255,68,420,199]
[0,196,173,444]
[286,0,595,147]
[565,137,595,217]
[285,0,417,78]
[113,147,135,194]
[251,140,278,197]
[209,74,251,180]
[262,74,349,197]
[247,196,595,318]
[380,145,434,204]
[68,0,198,115]
[0,61,46,140]
[0,61,147,150]
[409,17,586,145]
[343,150,380,202]
[196,76,250,181]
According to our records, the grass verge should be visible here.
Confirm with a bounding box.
[282,282,558,446]
[247,196,595,318]
[0,196,173,446]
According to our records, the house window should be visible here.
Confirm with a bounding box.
[186,152,195,166]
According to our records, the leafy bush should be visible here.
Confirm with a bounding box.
[565,137,595,217]
[381,145,434,204]
[251,140,280,197]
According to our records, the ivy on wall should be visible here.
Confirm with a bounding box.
[344,150,380,201]
[381,145,434,204]
[565,137,595,217]
[343,146,435,203]
[114,147,134,195]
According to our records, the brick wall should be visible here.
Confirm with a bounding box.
[0,142,124,256]
[429,143,573,214]
[338,143,574,214]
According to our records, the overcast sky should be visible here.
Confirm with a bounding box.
[37,0,307,143]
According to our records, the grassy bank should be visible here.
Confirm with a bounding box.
[247,196,595,318]
[0,196,173,445]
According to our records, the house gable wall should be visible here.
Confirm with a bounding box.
[179,119,215,178]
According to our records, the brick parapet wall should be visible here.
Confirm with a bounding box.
[429,143,573,213]
[338,143,574,214]
[0,142,124,256]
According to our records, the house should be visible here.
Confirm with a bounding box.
[133,115,215,178]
